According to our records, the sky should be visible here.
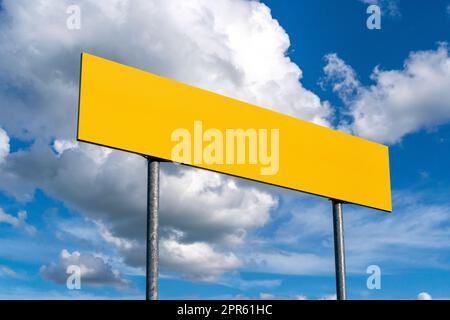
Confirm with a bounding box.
[0,0,449,300]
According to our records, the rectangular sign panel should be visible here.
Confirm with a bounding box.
[78,53,392,212]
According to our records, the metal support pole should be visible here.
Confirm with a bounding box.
[146,157,160,300]
[331,199,347,300]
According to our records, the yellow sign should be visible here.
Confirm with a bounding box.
[78,53,392,212]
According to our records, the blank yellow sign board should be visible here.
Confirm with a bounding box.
[78,53,392,212]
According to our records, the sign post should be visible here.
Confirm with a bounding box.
[146,157,160,300]
[331,200,347,300]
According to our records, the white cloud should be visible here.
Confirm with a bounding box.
[324,45,450,144]
[160,168,278,245]
[52,139,78,156]
[160,237,241,282]
[0,265,17,278]
[98,223,136,251]
[0,128,9,164]
[40,249,129,289]
[321,53,360,103]
[0,141,277,279]
[417,292,432,300]
[0,208,36,235]
[3,0,448,293]
[0,0,328,282]
[0,0,331,143]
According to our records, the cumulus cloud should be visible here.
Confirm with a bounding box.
[40,249,128,289]
[160,236,241,281]
[417,292,432,300]
[0,208,36,235]
[160,169,277,245]
[0,0,331,143]
[323,45,450,144]
[0,0,327,282]
[5,0,446,292]
[0,139,277,280]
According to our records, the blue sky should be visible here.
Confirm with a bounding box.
[0,0,449,300]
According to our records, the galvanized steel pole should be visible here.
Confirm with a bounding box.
[332,200,347,300]
[146,157,160,300]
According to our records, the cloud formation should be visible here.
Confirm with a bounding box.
[160,236,242,281]
[40,249,128,289]
[321,53,360,103]
[323,45,450,144]
[0,0,301,281]
[0,208,36,236]
[160,169,277,245]
[0,0,331,143]
[417,292,432,300]
[1,0,449,295]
